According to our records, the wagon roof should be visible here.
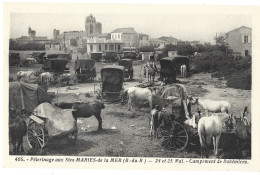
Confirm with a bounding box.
[161,56,189,61]
[9,82,51,112]
[43,59,69,72]
[161,84,189,102]
[74,59,95,70]
[120,59,132,62]
[101,65,125,71]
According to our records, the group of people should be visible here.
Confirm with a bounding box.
[143,59,157,78]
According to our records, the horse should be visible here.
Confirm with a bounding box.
[124,87,156,111]
[194,98,231,116]
[9,110,27,155]
[198,113,230,158]
[147,65,157,83]
[40,72,54,85]
[17,71,35,82]
[180,64,187,78]
[234,115,251,158]
[55,101,105,130]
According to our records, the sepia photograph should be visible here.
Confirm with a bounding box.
[3,1,260,171]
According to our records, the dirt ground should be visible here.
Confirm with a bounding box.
[9,51,251,158]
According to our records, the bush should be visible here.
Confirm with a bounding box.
[226,69,251,90]
[190,50,251,90]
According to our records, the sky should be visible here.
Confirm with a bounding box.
[10,13,251,44]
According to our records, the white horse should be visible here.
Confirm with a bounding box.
[124,87,155,111]
[40,72,54,85]
[17,71,35,81]
[194,98,231,116]
[198,113,230,158]
[180,64,186,78]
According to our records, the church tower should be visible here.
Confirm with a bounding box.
[85,14,102,36]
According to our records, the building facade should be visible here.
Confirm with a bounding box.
[85,14,102,36]
[45,42,62,52]
[85,38,124,55]
[16,36,31,45]
[138,33,149,47]
[226,26,252,57]
[111,28,138,48]
[53,29,60,40]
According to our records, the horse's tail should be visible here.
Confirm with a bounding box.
[198,121,207,147]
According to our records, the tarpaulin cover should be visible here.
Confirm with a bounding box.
[43,59,69,72]
[74,59,95,70]
[9,82,51,112]
[33,103,77,138]
[118,59,132,68]
[160,56,190,72]
[161,84,188,106]
[101,66,124,92]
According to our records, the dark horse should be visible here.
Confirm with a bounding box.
[234,113,251,158]
[55,101,105,130]
[147,65,157,83]
[9,109,27,154]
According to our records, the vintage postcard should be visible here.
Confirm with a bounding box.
[2,2,260,171]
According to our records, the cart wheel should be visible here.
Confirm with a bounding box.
[27,119,48,149]
[156,121,188,151]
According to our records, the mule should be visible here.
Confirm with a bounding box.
[194,98,231,116]
[198,113,230,158]
[234,115,251,158]
[55,101,105,130]
[124,87,156,111]
[9,110,27,155]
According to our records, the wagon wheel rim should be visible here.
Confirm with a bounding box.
[27,120,47,149]
[156,121,188,152]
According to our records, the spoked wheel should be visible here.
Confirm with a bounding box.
[27,119,48,149]
[156,121,188,152]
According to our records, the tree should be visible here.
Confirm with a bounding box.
[214,33,230,53]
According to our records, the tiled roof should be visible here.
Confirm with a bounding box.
[111,28,137,34]
[227,26,252,34]
[34,36,48,41]
[17,36,30,40]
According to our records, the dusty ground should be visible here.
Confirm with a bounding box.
[9,51,251,158]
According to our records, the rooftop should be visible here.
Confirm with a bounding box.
[227,26,252,34]
[111,27,137,34]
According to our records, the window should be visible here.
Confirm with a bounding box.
[90,45,93,52]
[244,36,248,43]
[105,45,107,50]
[118,34,120,40]
[118,45,120,51]
[245,50,249,56]
[109,45,114,51]
[99,45,101,51]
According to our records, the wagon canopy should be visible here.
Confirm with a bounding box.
[161,84,188,106]
[74,59,95,70]
[44,53,71,60]
[160,56,190,72]
[9,82,51,112]
[118,59,133,68]
[43,58,69,73]
[101,65,124,92]
[32,103,77,138]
